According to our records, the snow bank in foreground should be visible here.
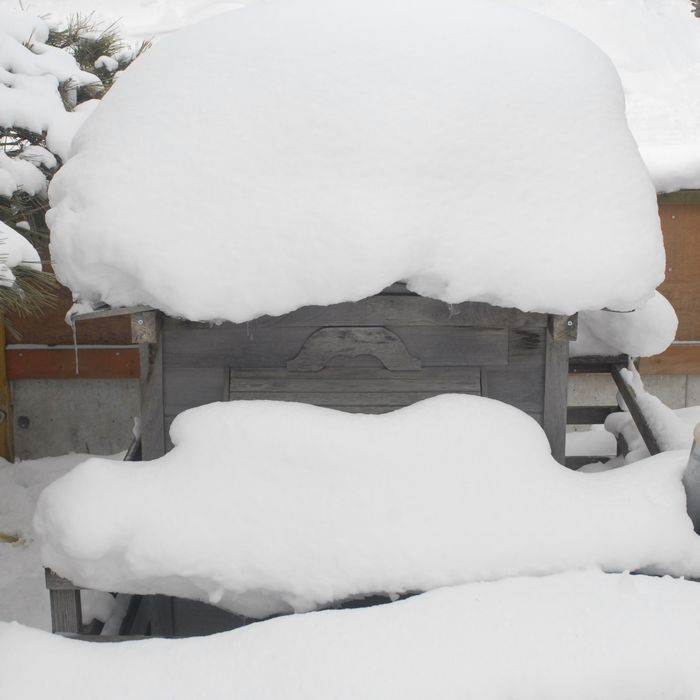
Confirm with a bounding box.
[35,396,700,618]
[4,571,700,699]
[0,454,118,630]
[571,292,678,358]
[48,0,664,323]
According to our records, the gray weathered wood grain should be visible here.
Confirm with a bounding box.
[139,313,165,461]
[164,367,228,416]
[164,325,508,369]
[287,327,422,371]
[543,324,569,465]
[163,297,548,332]
[50,589,82,634]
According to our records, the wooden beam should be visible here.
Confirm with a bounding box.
[139,314,165,461]
[0,322,14,461]
[610,366,661,456]
[6,347,140,380]
[543,321,569,466]
[657,190,700,204]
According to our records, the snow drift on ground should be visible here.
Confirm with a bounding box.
[4,570,700,699]
[48,0,665,326]
[509,0,700,193]
[35,395,700,618]
[0,453,117,631]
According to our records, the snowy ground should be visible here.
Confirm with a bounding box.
[0,453,118,630]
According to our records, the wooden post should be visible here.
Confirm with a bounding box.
[0,320,14,461]
[45,569,82,634]
[543,315,575,466]
[133,311,165,461]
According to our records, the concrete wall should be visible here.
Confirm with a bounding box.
[11,379,139,460]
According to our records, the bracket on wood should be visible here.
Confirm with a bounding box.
[548,314,578,342]
[131,311,158,344]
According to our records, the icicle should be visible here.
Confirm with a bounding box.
[71,319,79,376]
[447,303,460,320]
[246,321,254,340]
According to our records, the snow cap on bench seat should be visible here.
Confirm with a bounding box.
[34,395,700,618]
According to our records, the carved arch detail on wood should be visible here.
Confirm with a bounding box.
[287,326,422,372]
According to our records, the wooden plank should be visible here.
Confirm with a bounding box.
[569,355,628,374]
[149,595,175,637]
[139,316,165,461]
[164,325,508,369]
[610,366,661,456]
[548,314,578,342]
[287,327,422,371]
[229,391,477,406]
[657,199,700,340]
[59,634,150,642]
[229,368,482,393]
[120,595,150,636]
[639,344,700,375]
[163,366,228,416]
[6,347,140,380]
[45,568,80,591]
[163,298,548,332]
[543,324,569,465]
[481,367,544,417]
[0,322,13,460]
[50,589,82,634]
[567,405,619,425]
[131,311,158,344]
[507,328,546,367]
[658,190,700,204]
[565,456,611,469]
[5,284,132,345]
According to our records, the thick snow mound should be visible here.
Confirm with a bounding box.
[48,0,664,323]
[5,571,700,699]
[571,292,678,358]
[35,395,700,618]
[509,0,700,193]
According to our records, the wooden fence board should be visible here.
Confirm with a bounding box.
[6,347,140,379]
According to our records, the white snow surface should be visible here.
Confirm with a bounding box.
[0,0,247,42]
[571,292,678,358]
[4,570,700,699]
[509,0,700,193]
[47,0,665,324]
[0,453,117,631]
[0,221,41,287]
[35,395,700,618]
[606,368,700,464]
